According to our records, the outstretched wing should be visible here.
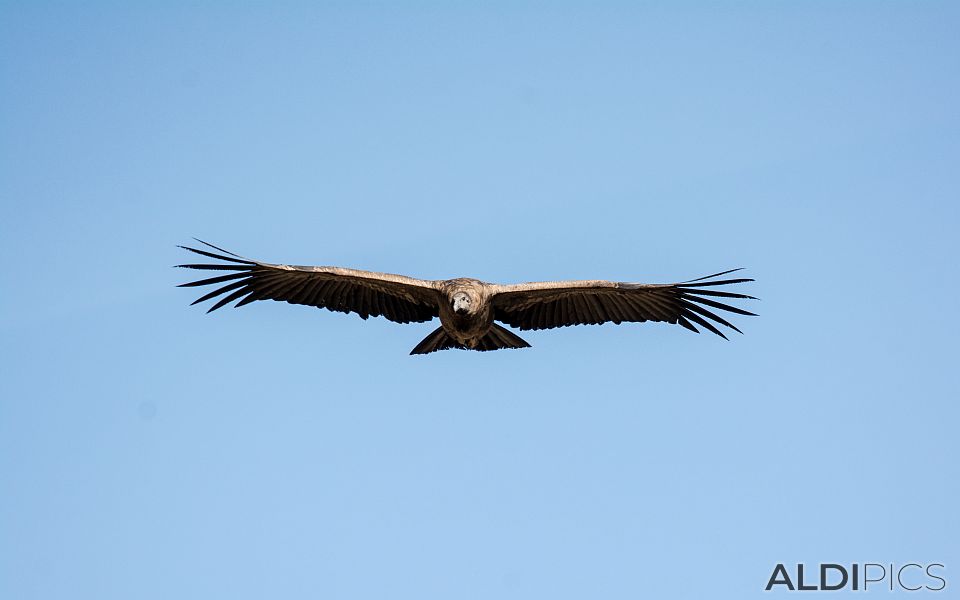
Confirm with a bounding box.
[176,240,440,324]
[490,270,756,339]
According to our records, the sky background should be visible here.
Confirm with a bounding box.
[1,2,958,598]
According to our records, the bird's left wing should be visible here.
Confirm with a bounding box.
[489,270,756,339]
[177,240,440,324]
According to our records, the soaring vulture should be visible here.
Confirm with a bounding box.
[177,240,756,355]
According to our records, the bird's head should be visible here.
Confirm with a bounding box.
[452,291,473,316]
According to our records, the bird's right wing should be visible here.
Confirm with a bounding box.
[176,240,441,324]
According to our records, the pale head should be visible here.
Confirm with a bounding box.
[452,291,473,315]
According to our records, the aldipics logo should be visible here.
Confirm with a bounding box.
[765,563,946,592]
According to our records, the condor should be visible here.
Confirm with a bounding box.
[177,240,756,355]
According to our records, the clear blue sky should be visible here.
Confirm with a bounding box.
[1,2,958,598]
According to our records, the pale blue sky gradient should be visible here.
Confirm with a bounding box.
[1,3,958,598]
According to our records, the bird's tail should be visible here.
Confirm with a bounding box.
[410,324,532,355]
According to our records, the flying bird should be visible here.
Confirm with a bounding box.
[177,240,756,355]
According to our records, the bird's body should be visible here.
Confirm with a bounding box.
[177,240,756,354]
[437,278,493,347]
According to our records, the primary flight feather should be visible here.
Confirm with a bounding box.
[177,240,757,354]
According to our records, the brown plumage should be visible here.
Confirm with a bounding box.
[177,240,757,355]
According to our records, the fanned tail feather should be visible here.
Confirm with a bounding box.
[410,324,531,355]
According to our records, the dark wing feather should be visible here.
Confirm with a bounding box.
[490,269,756,338]
[176,240,440,324]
